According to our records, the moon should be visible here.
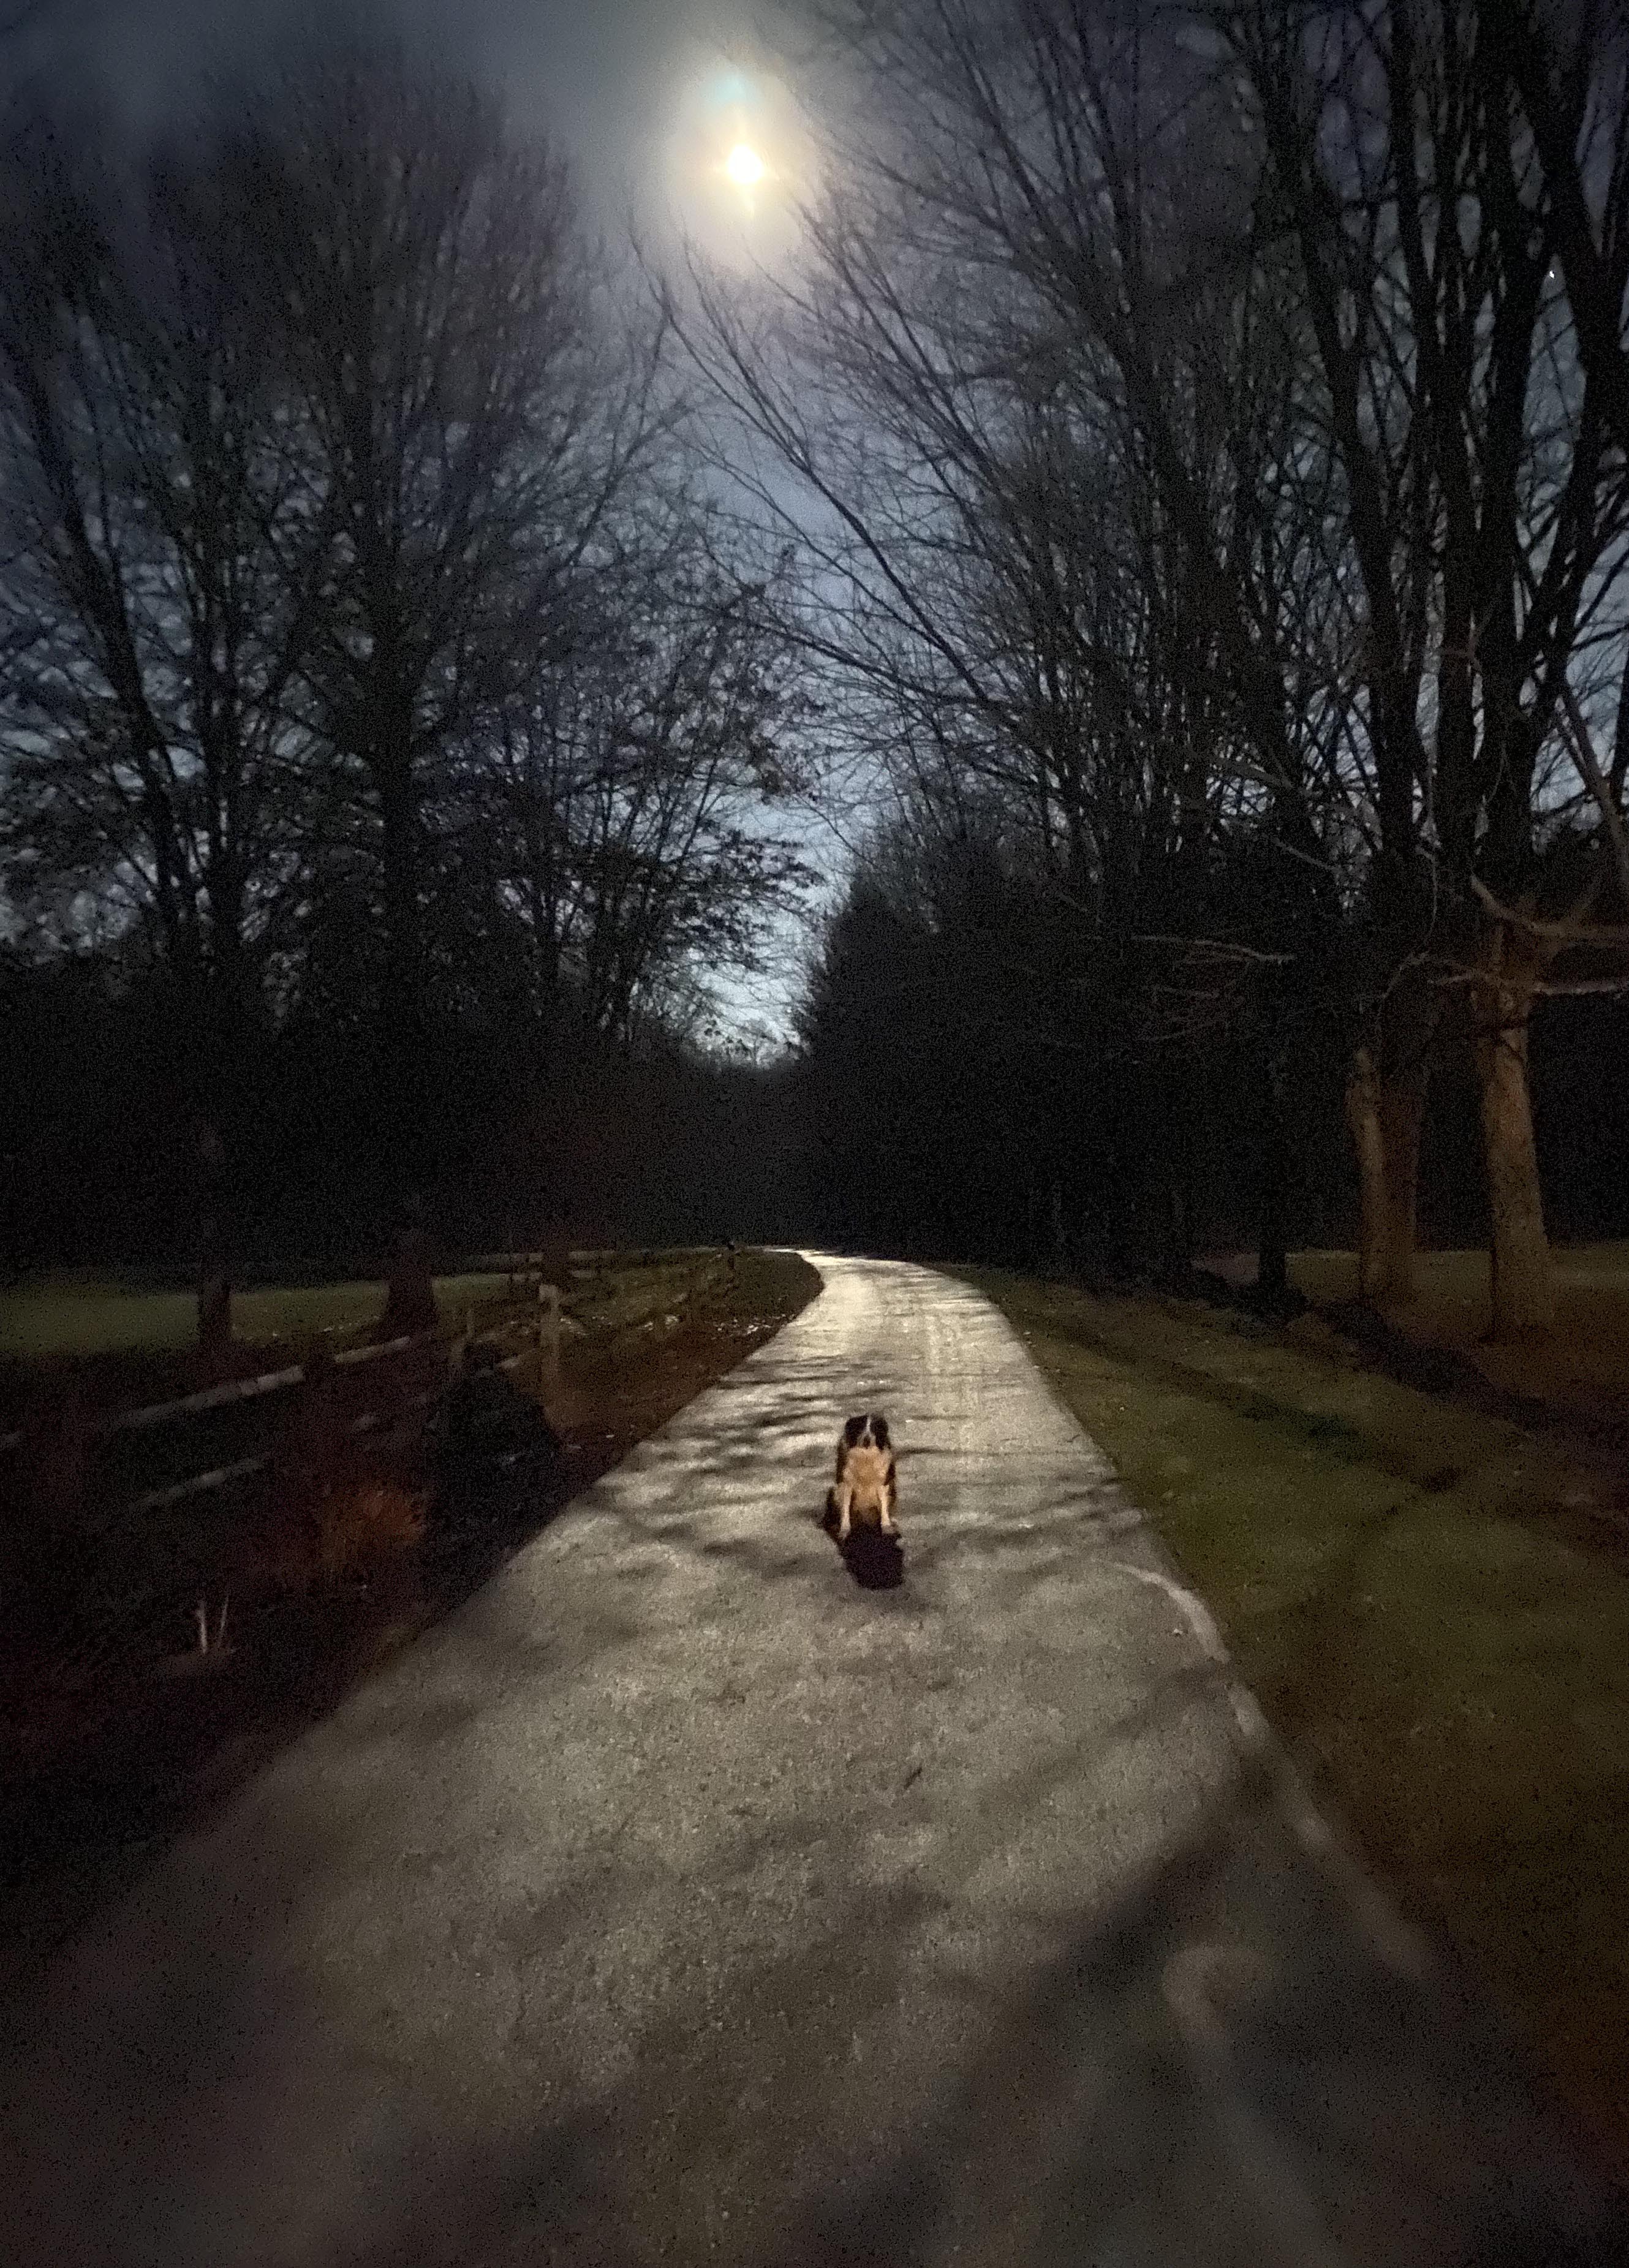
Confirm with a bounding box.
[665,63,813,261]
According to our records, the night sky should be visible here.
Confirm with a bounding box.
[5,0,806,236]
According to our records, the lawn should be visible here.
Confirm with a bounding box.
[1290,1242,1629,1426]
[0,1273,520,1360]
[961,1263,1629,2183]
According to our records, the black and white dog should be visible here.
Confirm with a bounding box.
[828,1413,899,1544]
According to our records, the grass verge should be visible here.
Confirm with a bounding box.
[0,1272,526,1360]
[1290,1244,1629,1433]
[959,1263,1629,2183]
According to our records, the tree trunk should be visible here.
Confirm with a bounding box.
[1164,1081,1197,1280]
[1345,1047,1386,1293]
[378,755,423,1068]
[381,1220,439,1340]
[1474,942,1554,1339]
[1166,1173,1194,1279]
[1375,1071,1427,1302]
[197,1249,233,1374]
[195,1119,234,1382]
[1257,1045,1290,1302]
[1344,1045,1427,1304]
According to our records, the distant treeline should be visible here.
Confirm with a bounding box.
[788,839,1629,1276]
[0,944,803,1274]
[7,907,1627,1282]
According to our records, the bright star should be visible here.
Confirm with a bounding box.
[725,143,766,189]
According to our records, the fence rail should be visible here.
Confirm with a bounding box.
[0,1248,728,1483]
[119,1344,541,1518]
[0,1331,447,1459]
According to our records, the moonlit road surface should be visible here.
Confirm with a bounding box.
[2,1257,1623,2265]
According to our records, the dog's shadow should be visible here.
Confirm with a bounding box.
[820,1496,905,1590]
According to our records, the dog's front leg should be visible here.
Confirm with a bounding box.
[833,1480,853,1543]
[879,1457,899,1535]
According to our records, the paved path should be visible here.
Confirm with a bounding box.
[2,1256,1623,2266]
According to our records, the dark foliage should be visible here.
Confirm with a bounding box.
[790,820,1629,1278]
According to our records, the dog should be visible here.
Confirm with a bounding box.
[828,1413,898,1544]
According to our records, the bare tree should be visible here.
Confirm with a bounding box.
[670,1,1356,1286]
[1220,0,1629,1334]
[0,43,822,1269]
[213,48,674,1156]
[460,494,816,1043]
[1502,0,1629,456]
[0,113,329,1048]
[679,0,1629,1331]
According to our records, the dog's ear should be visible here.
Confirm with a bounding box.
[842,1415,866,1447]
[870,1415,891,1450]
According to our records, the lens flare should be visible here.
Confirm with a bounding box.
[725,143,766,188]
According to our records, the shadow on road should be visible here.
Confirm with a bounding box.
[132,1747,1624,2268]
[817,1494,907,1590]
[837,1522,906,1589]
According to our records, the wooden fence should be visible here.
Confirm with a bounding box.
[0,1249,735,1671]
[0,1247,732,1513]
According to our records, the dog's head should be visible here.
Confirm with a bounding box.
[842,1412,891,1452]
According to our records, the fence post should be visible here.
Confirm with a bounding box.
[262,1342,344,1590]
[25,1372,88,1534]
[195,1119,235,1382]
[197,1253,233,1380]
